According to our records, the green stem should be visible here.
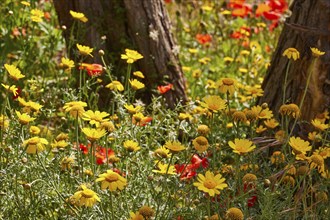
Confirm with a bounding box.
[289,58,317,137]
[125,64,132,91]
[207,196,211,217]
[110,192,114,220]
[75,114,82,176]
[282,60,291,106]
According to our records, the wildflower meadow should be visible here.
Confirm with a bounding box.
[0,0,329,219]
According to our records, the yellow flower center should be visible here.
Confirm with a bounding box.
[222,78,234,86]
[82,189,95,198]
[203,179,216,189]
[196,137,208,146]
[105,173,119,182]
[226,207,244,220]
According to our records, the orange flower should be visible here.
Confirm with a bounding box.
[157,83,173,94]
[79,63,103,76]
[256,3,271,16]
[196,34,212,45]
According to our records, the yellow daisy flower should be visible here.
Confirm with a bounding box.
[1,83,19,97]
[164,141,185,153]
[256,125,267,133]
[70,185,100,207]
[26,100,43,112]
[82,127,106,141]
[31,9,44,22]
[279,103,301,118]
[232,111,247,123]
[198,57,211,65]
[51,140,69,149]
[216,78,236,95]
[16,111,36,125]
[76,44,93,57]
[29,126,41,135]
[82,110,110,127]
[311,119,328,131]
[308,131,322,142]
[289,136,312,155]
[129,79,145,90]
[178,112,192,121]
[310,47,325,58]
[59,57,74,71]
[197,124,210,136]
[228,138,256,155]
[69,10,88,23]
[100,121,116,132]
[4,64,25,80]
[138,206,155,219]
[153,146,171,159]
[63,101,87,118]
[106,81,124,92]
[201,95,226,112]
[193,170,228,197]
[251,105,273,119]
[123,140,141,152]
[308,154,325,175]
[188,48,198,54]
[224,57,234,62]
[121,49,143,63]
[226,207,244,220]
[124,104,142,114]
[152,162,176,175]
[133,71,145,78]
[21,1,30,6]
[245,85,264,98]
[193,136,209,153]
[96,170,127,191]
[264,118,279,129]
[283,47,300,61]
[60,156,75,171]
[23,136,48,154]
[313,147,330,159]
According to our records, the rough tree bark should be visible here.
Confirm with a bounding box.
[259,0,330,121]
[53,0,187,108]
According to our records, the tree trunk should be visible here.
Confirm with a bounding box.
[53,0,187,108]
[259,0,330,121]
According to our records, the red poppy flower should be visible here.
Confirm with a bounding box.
[175,164,197,181]
[243,182,258,207]
[175,154,208,181]
[79,143,89,154]
[268,0,287,12]
[263,11,281,20]
[95,146,115,165]
[157,83,173,94]
[191,154,209,168]
[247,195,258,207]
[196,34,212,45]
[164,0,172,3]
[79,63,103,77]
